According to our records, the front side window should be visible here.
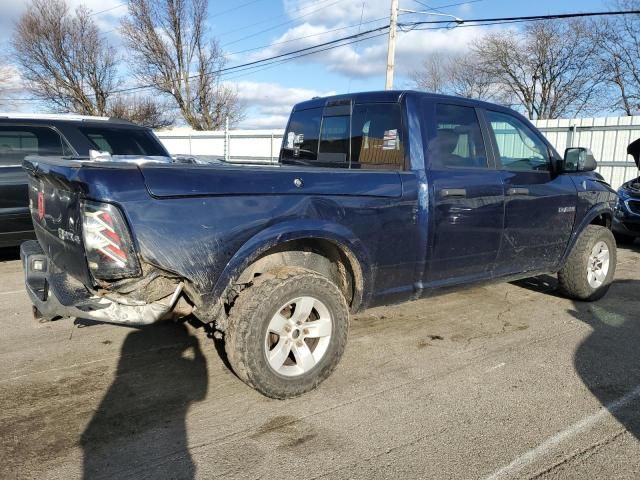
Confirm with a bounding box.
[0,126,70,166]
[280,103,404,170]
[486,111,551,172]
[428,104,488,169]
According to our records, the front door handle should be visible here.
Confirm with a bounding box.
[440,188,467,198]
[506,187,529,196]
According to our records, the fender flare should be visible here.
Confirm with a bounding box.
[558,203,614,269]
[207,220,373,311]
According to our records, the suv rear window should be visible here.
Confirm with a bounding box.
[281,103,405,170]
[79,126,167,156]
[0,126,72,166]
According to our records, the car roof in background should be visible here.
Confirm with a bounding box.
[0,113,139,128]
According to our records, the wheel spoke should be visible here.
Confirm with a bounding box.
[594,269,606,282]
[268,313,290,335]
[587,270,596,285]
[304,318,331,338]
[290,297,315,324]
[268,338,291,370]
[597,250,610,263]
[292,341,316,372]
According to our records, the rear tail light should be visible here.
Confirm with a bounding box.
[82,200,140,280]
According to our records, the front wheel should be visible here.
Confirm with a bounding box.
[224,267,349,399]
[558,225,617,301]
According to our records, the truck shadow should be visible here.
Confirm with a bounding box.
[0,247,20,262]
[80,321,208,479]
[514,275,640,440]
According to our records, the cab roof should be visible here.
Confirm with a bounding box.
[292,89,513,114]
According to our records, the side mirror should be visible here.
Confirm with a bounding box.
[627,138,640,169]
[563,147,597,172]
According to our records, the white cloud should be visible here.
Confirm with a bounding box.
[243,0,502,82]
[0,0,126,44]
[248,22,490,80]
[234,80,335,128]
[282,0,390,27]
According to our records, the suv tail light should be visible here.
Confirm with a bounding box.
[82,200,141,280]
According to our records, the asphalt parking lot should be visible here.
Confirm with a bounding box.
[1,244,640,480]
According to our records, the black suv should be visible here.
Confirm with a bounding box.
[0,114,170,247]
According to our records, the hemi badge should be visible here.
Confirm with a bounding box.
[558,206,576,213]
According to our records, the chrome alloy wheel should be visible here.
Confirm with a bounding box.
[264,296,332,377]
[587,240,610,289]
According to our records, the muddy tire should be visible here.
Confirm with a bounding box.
[224,267,349,399]
[558,225,616,301]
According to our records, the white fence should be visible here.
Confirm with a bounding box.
[156,129,283,164]
[535,117,640,189]
[156,116,640,189]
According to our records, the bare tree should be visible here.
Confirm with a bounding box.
[13,0,119,115]
[12,0,174,128]
[121,0,244,130]
[472,20,605,120]
[592,1,640,115]
[107,96,176,129]
[411,51,503,102]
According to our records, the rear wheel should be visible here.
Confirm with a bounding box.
[558,225,616,301]
[224,267,349,399]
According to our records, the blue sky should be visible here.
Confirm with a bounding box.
[0,0,612,128]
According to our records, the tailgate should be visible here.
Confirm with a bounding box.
[23,158,92,286]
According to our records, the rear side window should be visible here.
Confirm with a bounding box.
[0,126,72,166]
[280,103,405,170]
[281,108,322,165]
[351,104,404,170]
[428,104,487,169]
[79,126,167,156]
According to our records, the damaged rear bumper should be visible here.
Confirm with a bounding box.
[20,240,184,326]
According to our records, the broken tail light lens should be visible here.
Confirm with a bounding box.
[82,200,141,280]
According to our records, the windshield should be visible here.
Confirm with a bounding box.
[79,126,168,156]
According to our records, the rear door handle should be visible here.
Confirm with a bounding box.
[440,188,467,198]
[506,187,529,196]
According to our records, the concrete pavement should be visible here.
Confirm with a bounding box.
[1,244,639,479]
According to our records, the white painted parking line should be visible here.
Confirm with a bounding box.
[485,362,505,373]
[0,289,23,296]
[484,384,640,480]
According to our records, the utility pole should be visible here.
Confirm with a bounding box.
[385,4,464,90]
[385,0,399,90]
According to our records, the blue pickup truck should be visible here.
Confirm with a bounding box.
[20,91,618,398]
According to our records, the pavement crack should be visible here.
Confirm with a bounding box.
[527,428,628,480]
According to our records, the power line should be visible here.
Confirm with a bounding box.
[222,32,390,81]
[403,9,640,28]
[412,0,484,14]
[89,2,127,16]
[111,24,391,95]
[6,9,640,101]
[227,16,391,56]
[211,0,266,18]
[114,9,640,95]
[220,0,343,46]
